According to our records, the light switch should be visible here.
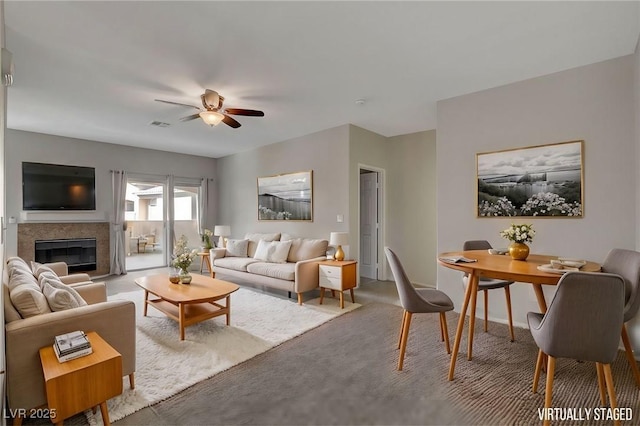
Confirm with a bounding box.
[337,214,344,223]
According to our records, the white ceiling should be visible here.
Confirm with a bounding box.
[5,1,639,159]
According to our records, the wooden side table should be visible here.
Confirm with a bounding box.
[318,260,357,309]
[198,251,212,275]
[39,332,123,426]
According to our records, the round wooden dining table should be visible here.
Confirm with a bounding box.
[438,250,601,381]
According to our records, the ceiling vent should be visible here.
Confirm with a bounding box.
[149,121,171,128]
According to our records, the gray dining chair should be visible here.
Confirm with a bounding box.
[601,248,640,388]
[384,247,454,371]
[463,240,515,341]
[528,272,625,426]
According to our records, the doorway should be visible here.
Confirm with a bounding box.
[359,166,384,281]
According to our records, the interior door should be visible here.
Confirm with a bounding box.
[360,171,378,279]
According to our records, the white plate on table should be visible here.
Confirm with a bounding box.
[537,264,580,275]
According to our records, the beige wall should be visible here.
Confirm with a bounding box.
[5,130,218,257]
[386,130,437,286]
[437,55,635,329]
[216,125,350,241]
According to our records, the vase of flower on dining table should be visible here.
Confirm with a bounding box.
[500,223,535,261]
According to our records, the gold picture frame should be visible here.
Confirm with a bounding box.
[257,170,313,221]
[476,140,584,217]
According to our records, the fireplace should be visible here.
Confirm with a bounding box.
[18,222,110,275]
[35,238,97,272]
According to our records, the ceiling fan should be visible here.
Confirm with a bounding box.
[155,89,264,128]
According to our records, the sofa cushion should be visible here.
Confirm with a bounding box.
[247,262,296,281]
[281,237,329,262]
[225,239,249,257]
[213,257,260,272]
[31,262,58,280]
[7,270,39,291]
[4,284,22,322]
[38,272,87,311]
[7,257,32,278]
[245,233,281,257]
[9,282,51,318]
[253,239,292,264]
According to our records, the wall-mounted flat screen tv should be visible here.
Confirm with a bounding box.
[22,162,96,210]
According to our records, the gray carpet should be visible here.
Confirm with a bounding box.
[117,302,640,425]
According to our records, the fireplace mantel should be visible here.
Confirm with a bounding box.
[19,211,108,223]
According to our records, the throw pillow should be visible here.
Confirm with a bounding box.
[7,257,32,278]
[31,262,58,279]
[244,233,281,258]
[225,239,249,257]
[38,272,88,309]
[287,238,329,262]
[10,283,52,318]
[253,239,293,264]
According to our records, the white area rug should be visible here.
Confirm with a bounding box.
[86,288,360,424]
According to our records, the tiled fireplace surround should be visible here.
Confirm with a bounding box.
[17,222,110,276]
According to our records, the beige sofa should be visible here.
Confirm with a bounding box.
[210,233,328,304]
[3,257,136,420]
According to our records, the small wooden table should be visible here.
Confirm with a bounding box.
[438,250,601,381]
[198,251,212,275]
[39,332,122,426]
[318,260,357,309]
[135,273,239,340]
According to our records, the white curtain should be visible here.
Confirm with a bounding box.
[166,174,176,265]
[110,170,127,275]
[198,178,209,235]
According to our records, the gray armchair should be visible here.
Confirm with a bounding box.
[527,272,625,426]
[601,248,640,388]
[385,247,454,371]
[463,240,515,341]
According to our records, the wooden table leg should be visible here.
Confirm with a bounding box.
[339,291,344,309]
[467,280,479,361]
[143,290,149,316]
[99,402,110,426]
[350,288,355,303]
[179,303,185,341]
[226,295,231,326]
[532,283,548,313]
[319,287,325,305]
[448,270,477,381]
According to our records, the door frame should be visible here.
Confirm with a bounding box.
[357,164,386,281]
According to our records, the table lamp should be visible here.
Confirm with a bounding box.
[214,225,231,248]
[329,232,349,261]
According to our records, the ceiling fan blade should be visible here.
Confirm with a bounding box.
[179,113,201,122]
[222,114,242,128]
[224,108,265,117]
[155,99,201,110]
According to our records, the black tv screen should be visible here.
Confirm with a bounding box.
[22,162,96,210]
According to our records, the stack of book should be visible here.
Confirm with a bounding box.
[53,330,93,362]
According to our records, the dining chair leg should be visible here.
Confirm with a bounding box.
[483,289,488,332]
[398,310,407,349]
[398,311,413,371]
[439,312,445,342]
[504,286,515,342]
[621,324,640,388]
[543,356,556,426]
[596,362,607,405]
[532,349,544,393]
[603,363,620,426]
[440,312,451,354]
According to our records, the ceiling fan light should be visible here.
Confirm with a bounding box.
[199,110,224,126]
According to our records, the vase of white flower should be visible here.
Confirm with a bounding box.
[202,228,213,250]
[172,235,198,284]
[500,223,535,261]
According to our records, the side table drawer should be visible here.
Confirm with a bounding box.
[319,265,342,279]
[319,275,342,289]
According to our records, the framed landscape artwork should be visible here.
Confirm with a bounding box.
[476,140,584,217]
[257,170,313,221]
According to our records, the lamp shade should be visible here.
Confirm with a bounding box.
[329,232,349,246]
[199,110,225,126]
[214,225,231,237]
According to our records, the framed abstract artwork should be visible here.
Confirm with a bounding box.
[257,170,313,221]
[476,140,584,217]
